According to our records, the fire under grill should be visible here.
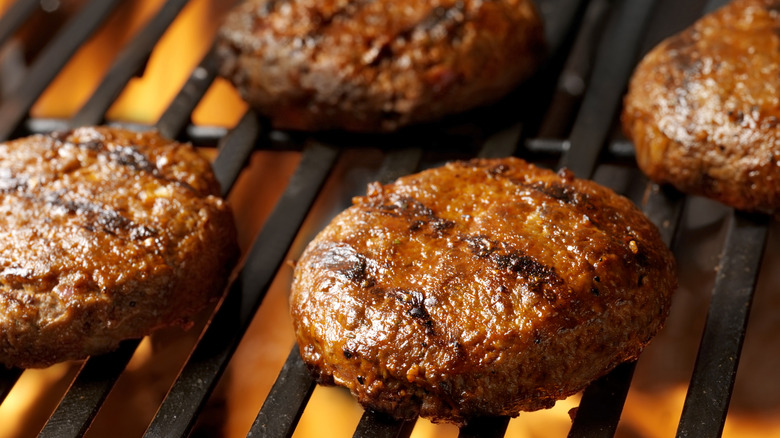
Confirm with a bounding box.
[0,0,777,436]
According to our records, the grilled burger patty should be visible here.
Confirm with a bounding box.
[290,157,676,423]
[0,127,238,368]
[623,0,780,214]
[217,0,546,132]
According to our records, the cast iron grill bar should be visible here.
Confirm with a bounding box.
[352,413,416,438]
[70,0,191,128]
[568,360,637,437]
[0,0,123,140]
[145,141,339,438]
[213,110,263,197]
[38,340,140,438]
[676,212,770,437]
[248,346,316,438]
[704,0,731,13]
[37,35,240,438]
[0,0,39,47]
[557,0,657,178]
[532,0,609,143]
[0,368,22,405]
[156,44,221,140]
[458,417,512,438]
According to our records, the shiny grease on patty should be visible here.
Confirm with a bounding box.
[623,0,780,214]
[290,157,676,424]
[217,0,546,132]
[0,127,238,368]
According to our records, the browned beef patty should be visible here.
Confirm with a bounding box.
[0,127,238,368]
[290,157,676,424]
[623,0,780,214]
[216,0,546,132]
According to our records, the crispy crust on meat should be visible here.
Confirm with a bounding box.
[623,0,780,214]
[290,157,676,424]
[0,127,238,368]
[217,0,546,132]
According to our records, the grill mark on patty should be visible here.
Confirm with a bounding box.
[461,234,567,303]
[43,190,158,239]
[258,0,292,16]
[385,288,436,335]
[0,168,27,192]
[50,130,197,193]
[303,0,377,41]
[363,1,468,67]
[417,2,467,35]
[366,194,455,236]
[1,180,158,240]
[312,242,368,283]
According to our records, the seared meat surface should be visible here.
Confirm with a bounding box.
[217,0,546,132]
[623,0,780,214]
[291,158,676,424]
[0,127,238,368]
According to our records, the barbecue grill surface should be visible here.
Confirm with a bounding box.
[0,0,777,437]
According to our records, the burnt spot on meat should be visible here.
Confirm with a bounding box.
[108,145,159,175]
[526,181,578,204]
[39,190,158,239]
[50,131,198,193]
[367,194,455,236]
[0,168,27,193]
[416,1,467,41]
[460,234,568,301]
[380,288,437,335]
[313,243,368,283]
[305,0,376,39]
[462,234,494,257]
[258,0,290,16]
[488,163,509,176]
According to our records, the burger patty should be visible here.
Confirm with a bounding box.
[0,127,239,368]
[216,0,546,132]
[623,0,780,214]
[290,157,676,424]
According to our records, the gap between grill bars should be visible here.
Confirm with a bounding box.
[0,0,776,437]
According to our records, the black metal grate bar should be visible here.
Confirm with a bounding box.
[247,346,316,438]
[534,0,610,142]
[0,367,23,405]
[70,0,191,128]
[458,416,512,438]
[37,340,140,438]
[704,0,731,13]
[0,0,123,140]
[145,141,339,438]
[352,413,416,438]
[676,212,770,437]
[213,110,263,197]
[557,0,657,178]
[156,44,220,140]
[478,123,523,159]
[568,362,637,437]
[0,0,38,47]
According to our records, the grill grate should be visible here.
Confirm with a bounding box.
[0,0,774,437]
